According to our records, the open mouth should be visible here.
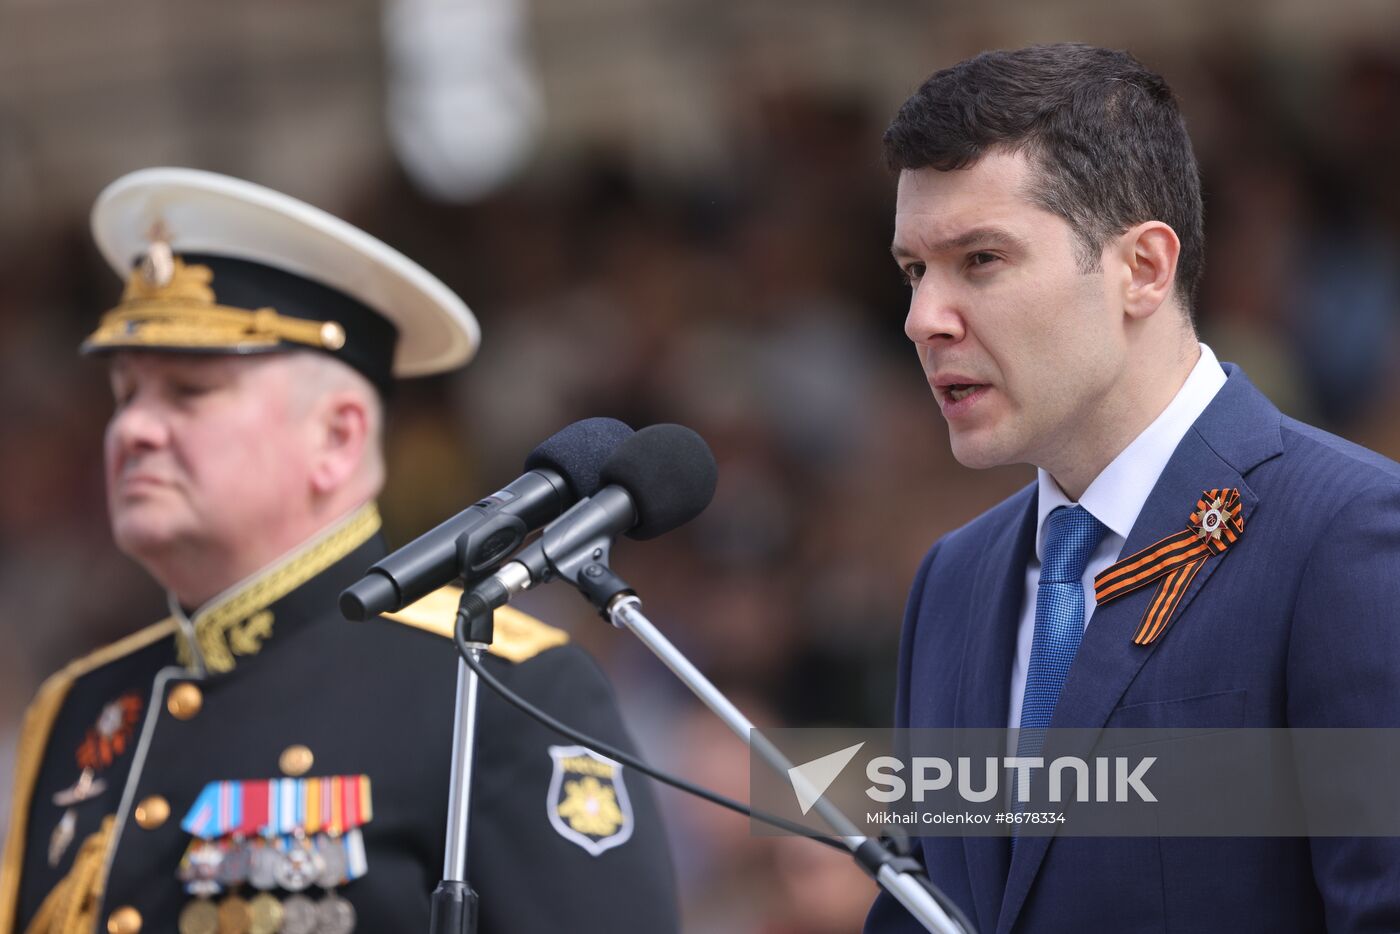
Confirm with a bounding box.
[943,384,984,403]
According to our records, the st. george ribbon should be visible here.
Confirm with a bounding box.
[337,416,633,934]
[460,424,972,934]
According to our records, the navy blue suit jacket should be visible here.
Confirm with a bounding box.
[866,365,1400,934]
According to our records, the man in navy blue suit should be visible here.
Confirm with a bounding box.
[866,44,1400,933]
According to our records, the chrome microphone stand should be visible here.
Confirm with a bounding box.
[598,586,968,934]
[427,626,487,934]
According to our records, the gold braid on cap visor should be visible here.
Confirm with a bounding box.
[82,257,346,353]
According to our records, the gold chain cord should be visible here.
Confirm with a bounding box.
[84,302,344,352]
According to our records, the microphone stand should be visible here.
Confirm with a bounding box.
[428,644,484,934]
[428,553,529,931]
[431,471,973,933]
[565,566,970,933]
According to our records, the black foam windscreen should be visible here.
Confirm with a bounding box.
[524,417,635,498]
[598,424,718,540]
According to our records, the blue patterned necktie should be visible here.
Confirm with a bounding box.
[1012,505,1107,846]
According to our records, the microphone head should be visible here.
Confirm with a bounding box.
[599,424,718,540]
[524,417,635,498]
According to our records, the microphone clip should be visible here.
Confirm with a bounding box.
[575,561,635,616]
[533,485,637,614]
[456,589,496,647]
[455,510,529,579]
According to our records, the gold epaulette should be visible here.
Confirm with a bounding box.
[382,586,569,664]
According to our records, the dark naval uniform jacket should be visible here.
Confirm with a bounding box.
[0,503,679,934]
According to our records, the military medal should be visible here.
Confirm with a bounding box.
[178,839,227,897]
[177,897,219,934]
[275,835,325,892]
[310,831,363,933]
[218,893,254,934]
[248,892,284,934]
[281,894,320,934]
[180,775,372,930]
[218,837,252,887]
[47,692,143,866]
[249,838,280,891]
[315,833,349,888]
[317,892,357,934]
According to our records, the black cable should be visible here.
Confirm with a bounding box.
[455,622,847,849]
[456,613,976,933]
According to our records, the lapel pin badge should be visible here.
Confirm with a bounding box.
[1094,489,1244,645]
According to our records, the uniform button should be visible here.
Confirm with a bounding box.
[279,745,314,777]
[106,905,142,934]
[167,683,203,720]
[134,795,170,830]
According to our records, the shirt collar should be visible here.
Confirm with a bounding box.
[1035,343,1228,561]
[170,501,383,675]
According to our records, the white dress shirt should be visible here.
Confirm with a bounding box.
[1006,343,1228,729]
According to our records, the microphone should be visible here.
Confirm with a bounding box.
[339,417,634,620]
[462,423,718,620]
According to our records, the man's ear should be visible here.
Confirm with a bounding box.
[308,392,370,496]
[1117,221,1181,321]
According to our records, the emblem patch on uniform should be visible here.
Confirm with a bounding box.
[546,745,634,857]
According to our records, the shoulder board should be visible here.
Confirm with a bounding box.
[0,617,178,923]
[55,617,181,684]
[382,586,569,664]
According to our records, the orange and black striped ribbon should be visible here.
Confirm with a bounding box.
[1094,489,1244,645]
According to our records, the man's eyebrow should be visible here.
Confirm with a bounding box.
[890,226,1029,260]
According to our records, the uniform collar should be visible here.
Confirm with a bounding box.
[1035,343,1228,561]
[171,502,383,675]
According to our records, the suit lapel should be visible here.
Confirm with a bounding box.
[953,485,1036,932]
[995,367,1282,934]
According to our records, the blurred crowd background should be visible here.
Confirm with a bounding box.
[3,0,1400,929]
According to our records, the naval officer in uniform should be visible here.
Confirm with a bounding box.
[0,168,679,934]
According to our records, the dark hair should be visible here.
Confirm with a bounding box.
[884,44,1204,314]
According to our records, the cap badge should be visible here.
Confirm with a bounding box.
[140,220,176,288]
